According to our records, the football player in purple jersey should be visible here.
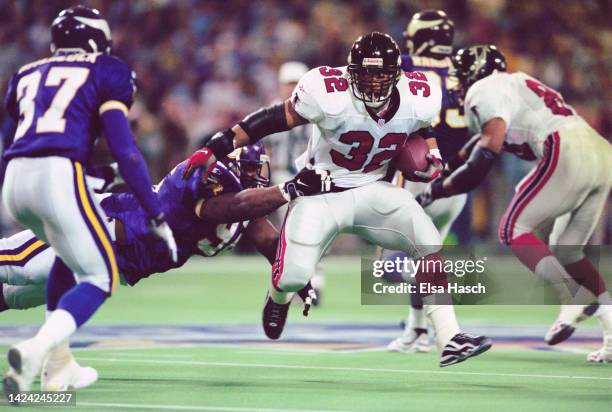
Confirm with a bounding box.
[0,143,332,390]
[2,6,178,401]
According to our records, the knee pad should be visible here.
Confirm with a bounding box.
[274,261,314,293]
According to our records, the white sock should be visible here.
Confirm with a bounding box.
[269,286,294,304]
[408,307,427,330]
[35,309,77,350]
[596,305,612,336]
[424,304,460,353]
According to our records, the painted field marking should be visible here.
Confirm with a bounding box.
[77,356,612,381]
[78,401,356,412]
[101,352,194,359]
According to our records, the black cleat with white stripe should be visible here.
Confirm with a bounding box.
[439,333,492,367]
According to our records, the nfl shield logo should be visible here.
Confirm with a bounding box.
[377,118,386,127]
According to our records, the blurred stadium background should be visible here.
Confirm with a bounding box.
[0,0,610,243]
[0,1,611,411]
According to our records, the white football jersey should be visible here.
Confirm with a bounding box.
[465,72,587,159]
[292,66,441,188]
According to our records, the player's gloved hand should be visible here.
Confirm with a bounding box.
[182,147,217,180]
[413,151,444,182]
[279,168,334,201]
[415,178,445,208]
[148,213,178,263]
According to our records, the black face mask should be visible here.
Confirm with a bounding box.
[349,68,399,108]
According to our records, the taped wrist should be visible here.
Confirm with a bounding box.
[429,148,441,160]
[449,143,497,193]
[207,128,235,159]
[238,103,288,143]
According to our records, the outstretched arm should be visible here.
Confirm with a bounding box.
[196,186,287,224]
[101,108,162,219]
[230,98,309,149]
[418,118,506,206]
[441,117,505,196]
[183,99,308,180]
[444,133,482,174]
[196,168,333,224]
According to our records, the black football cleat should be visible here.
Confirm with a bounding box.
[439,333,492,367]
[262,294,290,340]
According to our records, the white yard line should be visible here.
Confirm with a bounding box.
[76,356,612,381]
[78,401,356,412]
[98,352,194,359]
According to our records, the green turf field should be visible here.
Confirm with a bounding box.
[1,256,610,411]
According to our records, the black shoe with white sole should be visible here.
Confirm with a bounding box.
[439,333,492,367]
[262,294,290,340]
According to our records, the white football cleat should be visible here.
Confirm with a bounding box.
[42,358,98,391]
[545,303,598,345]
[587,332,612,363]
[587,348,612,363]
[3,338,49,405]
[387,327,430,353]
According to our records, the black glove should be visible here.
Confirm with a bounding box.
[280,168,334,201]
[415,178,446,208]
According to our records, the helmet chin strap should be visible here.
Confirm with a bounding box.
[366,96,391,112]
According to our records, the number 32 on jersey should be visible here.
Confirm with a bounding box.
[319,69,433,173]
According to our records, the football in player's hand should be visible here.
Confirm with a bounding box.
[392,133,429,181]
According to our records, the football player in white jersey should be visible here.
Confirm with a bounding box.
[184,32,492,367]
[419,45,612,363]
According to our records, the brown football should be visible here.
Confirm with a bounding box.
[392,133,429,180]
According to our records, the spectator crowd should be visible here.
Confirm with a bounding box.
[0,0,610,241]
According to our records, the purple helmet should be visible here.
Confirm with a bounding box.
[228,143,270,188]
[51,6,112,54]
